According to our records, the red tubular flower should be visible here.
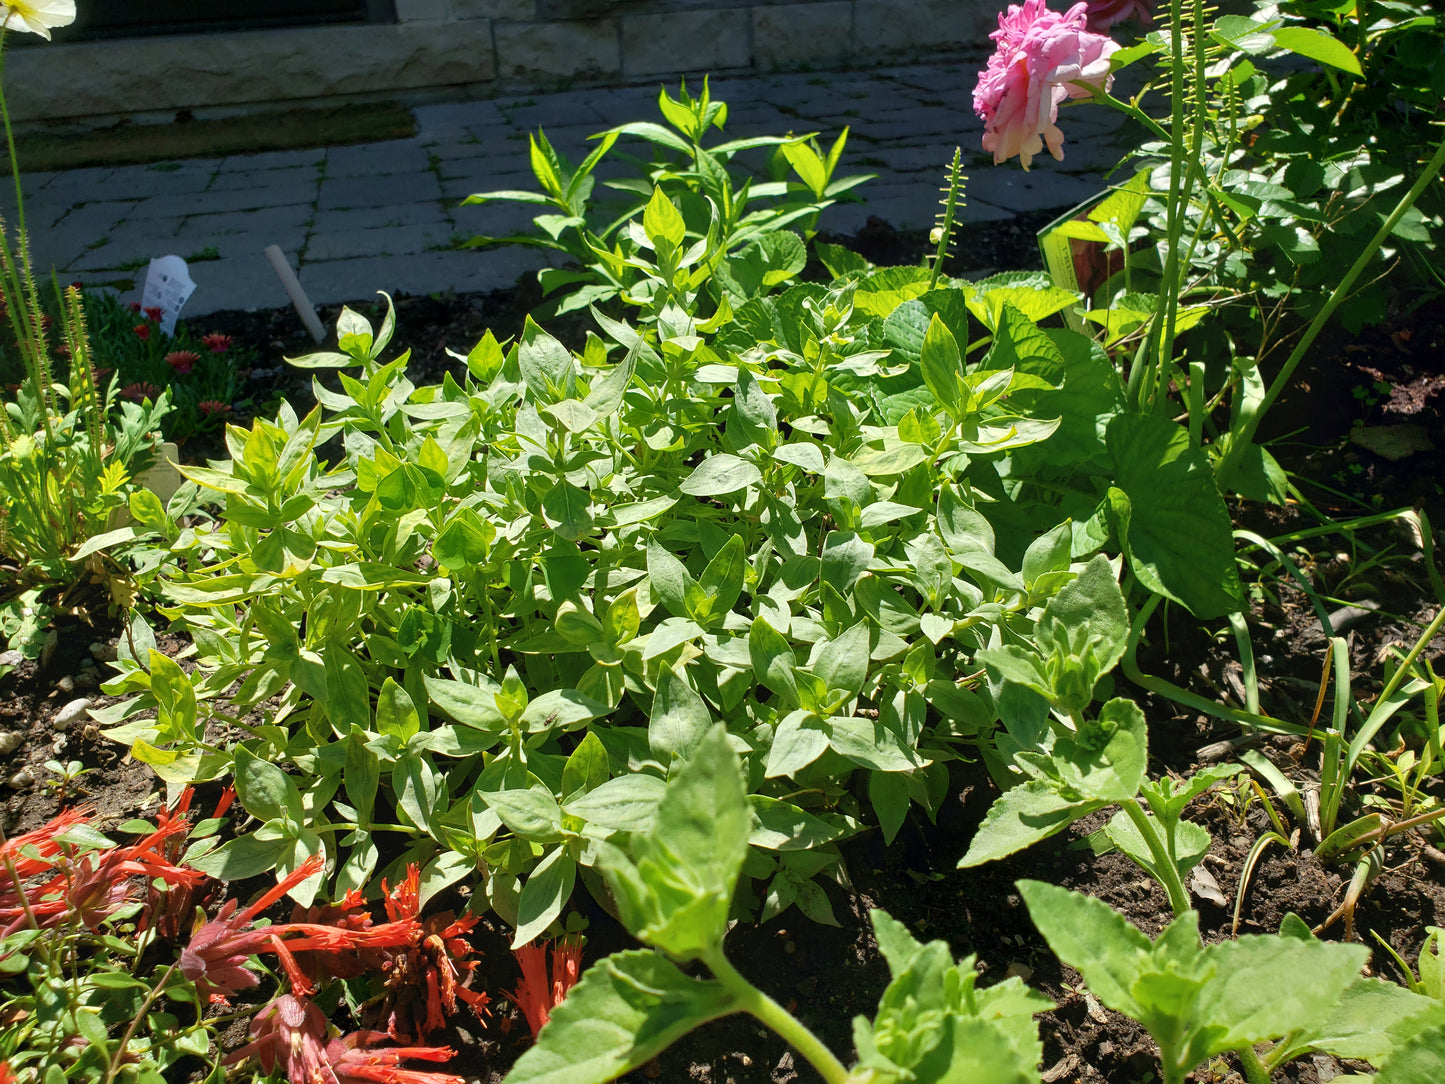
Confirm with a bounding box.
[0,1060,15,1084]
[0,808,92,880]
[225,993,335,1084]
[509,937,584,1039]
[212,785,237,819]
[144,306,164,322]
[133,323,151,341]
[179,855,326,1002]
[324,1031,465,1084]
[202,333,232,353]
[127,301,142,313]
[57,816,203,930]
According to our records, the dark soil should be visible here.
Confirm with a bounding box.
[4,218,1444,1084]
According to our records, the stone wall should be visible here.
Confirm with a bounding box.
[9,0,997,124]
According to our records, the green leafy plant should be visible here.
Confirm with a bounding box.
[464,78,872,319]
[0,27,174,659]
[505,725,1052,1084]
[1020,881,1438,1084]
[958,555,1241,914]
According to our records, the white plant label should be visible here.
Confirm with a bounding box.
[141,256,196,336]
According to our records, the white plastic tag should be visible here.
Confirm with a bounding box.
[141,256,197,336]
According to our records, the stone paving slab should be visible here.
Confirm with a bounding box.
[17,61,1128,315]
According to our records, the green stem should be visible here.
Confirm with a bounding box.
[1121,797,1193,916]
[703,947,850,1084]
[1219,129,1445,484]
[1237,1043,1272,1084]
[0,32,27,241]
[1138,0,1189,414]
[1123,592,1305,737]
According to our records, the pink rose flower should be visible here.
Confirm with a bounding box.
[973,1,1119,170]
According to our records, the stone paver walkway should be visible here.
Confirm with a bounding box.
[6,62,1132,318]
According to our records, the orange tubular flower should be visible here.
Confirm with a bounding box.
[510,937,584,1038]
[373,865,489,1041]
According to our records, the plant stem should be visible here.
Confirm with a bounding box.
[1218,129,1445,485]
[1121,797,1193,916]
[104,961,180,1084]
[0,32,27,242]
[1237,1043,1272,1084]
[703,947,850,1084]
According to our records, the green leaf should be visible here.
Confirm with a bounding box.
[520,316,575,401]
[564,775,668,833]
[959,782,1106,867]
[679,454,762,497]
[186,833,290,881]
[324,644,372,729]
[234,745,303,824]
[376,677,421,742]
[766,709,830,777]
[696,534,746,622]
[543,481,595,541]
[486,787,565,842]
[649,664,714,763]
[344,725,380,824]
[502,949,739,1084]
[394,752,444,838]
[562,732,610,800]
[1018,880,1151,1019]
[514,846,577,947]
[424,672,506,733]
[597,727,749,959]
[1193,935,1369,1057]
[643,187,686,249]
[920,313,963,411]
[814,621,871,700]
[749,795,849,850]
[1377,1023,1445,1084]
[1106,413,1244,619]
[1271,26,1362,75]
[749,617,799,708]
[1280,978,1436,1064]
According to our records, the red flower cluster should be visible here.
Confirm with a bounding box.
[1,797,212,938]
[510,938,584,1038]
[5,805,490,1084]
[229,1006,466,1084]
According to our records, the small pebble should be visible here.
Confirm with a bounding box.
[0,732,22,755]
[79,658,96,670]
[0,649,22,667]
[56,675,75,694]
[89,641,118,662]
[73,671,98,690]
[53,697,92,731]
[7,768,34,789]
